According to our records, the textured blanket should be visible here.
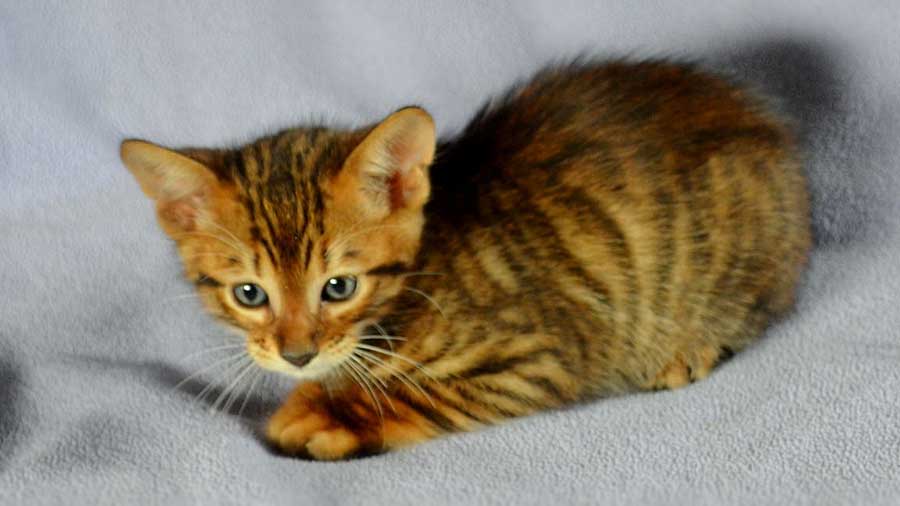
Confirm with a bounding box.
[2,1,899,505]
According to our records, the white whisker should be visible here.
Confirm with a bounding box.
[173,353,246,392]
[358,335,407,342]
[354,343,439,382]
[369,322,393,351]
[160,293,201,303]
[238,369,263,417]
[180,344,246,362]
[355,349,436,408]
[193,356,252,405]
[348,354,396,413]
[341,360,384,421]
[403,287,447,319]
[218,361,257,414]
[357,335,407,353]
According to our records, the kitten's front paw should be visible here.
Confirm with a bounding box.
[267,411,362,460]
[266,385,364,460]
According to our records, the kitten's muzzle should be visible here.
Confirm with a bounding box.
[281,350,317,369]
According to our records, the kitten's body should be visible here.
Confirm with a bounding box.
[121,61,810,459]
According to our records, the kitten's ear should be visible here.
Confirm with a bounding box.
[336,107,436,219]
[119,139,221,232]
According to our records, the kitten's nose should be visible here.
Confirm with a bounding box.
[281,349,317,369]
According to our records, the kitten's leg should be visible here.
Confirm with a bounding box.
[645,345,729,390]
[268,360,571,459]
[266,382,449,460]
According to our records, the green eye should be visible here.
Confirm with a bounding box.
[321,276,357,302]
[232,283,268,308]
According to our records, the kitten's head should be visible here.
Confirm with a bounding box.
[121,108,435,380]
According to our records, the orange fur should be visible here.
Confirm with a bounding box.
[121,60,811,459]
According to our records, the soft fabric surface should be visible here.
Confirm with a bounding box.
[2,1,899,505]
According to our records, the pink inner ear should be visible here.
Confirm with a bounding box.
[388,171,406,211]
[384,136,426,211]
[159,194,203,231]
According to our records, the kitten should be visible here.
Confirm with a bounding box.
[120,60,811,460]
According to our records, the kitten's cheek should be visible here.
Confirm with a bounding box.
[246,337,281,370]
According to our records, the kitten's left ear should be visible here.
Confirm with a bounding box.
[335,107,436,219]
[119,139,222,233]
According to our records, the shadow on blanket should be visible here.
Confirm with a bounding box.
[710,37,896,247]
[0,354,25,473]
[67,354,282,431]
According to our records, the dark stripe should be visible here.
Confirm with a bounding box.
[250,224,276,269]
[297,185,309,244]
[254,142,269,180]
[314,181,325,235]
[510,182,614,309]
[238,149,278,266]
[417,339,455,368]
[459,349,562,379]
[229,150,249,186]
[393,387,459,432]
[551,185,638,340]
[195,273,223,288]
[455,233,505,310]
[479,187,586,373]
[253,213,278,268]
[420,383,491,424]
[329,399,378,432]
[470,380,539,409]
[502,183,611,364]
[523,375,566,401]
[534,139,593,171]
[250,144,281,255]
[650,175,675,334]
[285,142,302,265]
[258,203,281,261]
[366,262,411,277]
[689,157,714,268]
[720,346,736,361]
[250,174,282,267]
[308,134,327,235]
[454,384,519,418]
[303,238,314,271]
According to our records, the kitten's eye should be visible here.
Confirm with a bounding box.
[321,276,357,302]
[232,283,268,308]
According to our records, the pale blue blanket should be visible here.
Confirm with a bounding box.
[2,1,899,504]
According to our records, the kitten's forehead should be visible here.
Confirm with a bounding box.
[225,128,357,271]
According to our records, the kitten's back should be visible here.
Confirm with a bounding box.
[425,61,811,392]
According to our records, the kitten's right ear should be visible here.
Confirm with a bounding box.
[334,107,436,221]
[119,139,220,232]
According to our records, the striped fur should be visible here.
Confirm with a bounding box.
[121,60,811,460]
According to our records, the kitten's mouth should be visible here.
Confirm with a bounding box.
[251,334,362,381]
[247,323,392,381]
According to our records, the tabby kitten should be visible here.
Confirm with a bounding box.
[121,60,810,460]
